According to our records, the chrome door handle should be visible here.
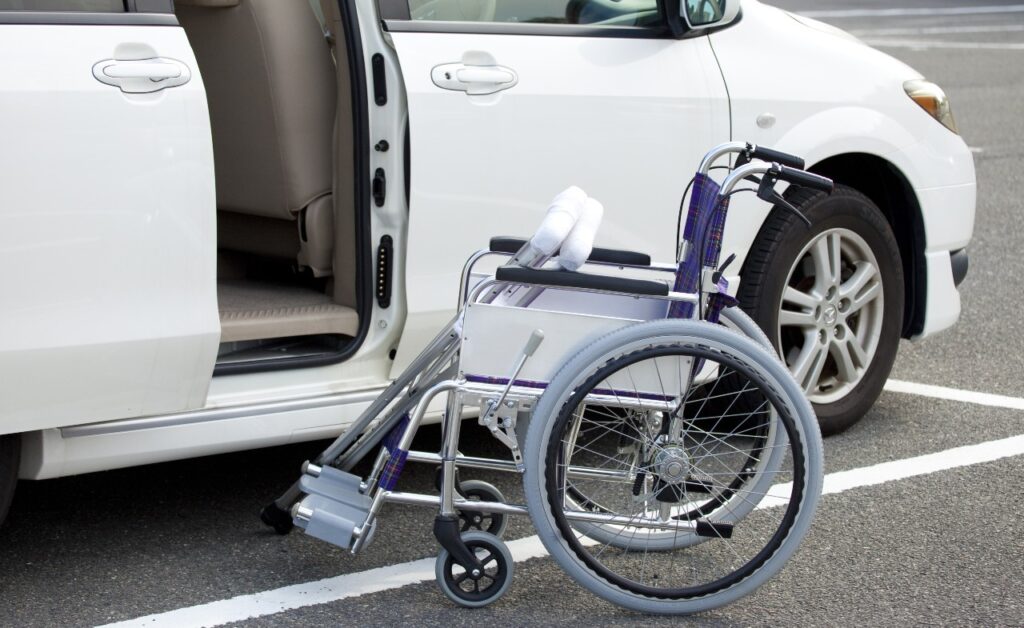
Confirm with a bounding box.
[431,62,518,96]
[92,58,191,93]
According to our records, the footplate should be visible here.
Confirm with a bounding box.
[293,465,372,551]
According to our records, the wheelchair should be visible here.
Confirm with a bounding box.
[261,142,831,614]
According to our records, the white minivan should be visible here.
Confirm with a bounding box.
[0,0,975,526]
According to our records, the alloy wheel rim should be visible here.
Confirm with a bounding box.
[777,228,884,405]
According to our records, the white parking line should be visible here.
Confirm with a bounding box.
[885,379,1024,410]
[800,5,1024,18]
[851,24,1024,36]
[862,39,1024,50]
[102,384,1024,628]
[100,535,553,628]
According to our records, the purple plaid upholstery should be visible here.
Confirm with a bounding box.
[706,277,739,324]
[682,173,716,242]
[384,413,410,452]
[703,196,731,269]
[669,174,729,319]
[378,447,409,491]
[377,414,412,490]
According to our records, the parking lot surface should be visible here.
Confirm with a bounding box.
[2,1,1023,626]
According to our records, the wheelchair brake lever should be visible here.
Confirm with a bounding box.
[711,253,736,285]
[757,174,812,228]
[483,329,545,468]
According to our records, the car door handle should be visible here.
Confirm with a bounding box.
[103,62,182,80]
[92,58,191,94]
[455,67,514,85]
[432,62,519,96]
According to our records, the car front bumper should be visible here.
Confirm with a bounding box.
[950,248,969,287]
[910,181,975,340]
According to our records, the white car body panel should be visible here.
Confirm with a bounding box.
[20,386,385,479]
[387,30,731,374]
[0,25,220,434]
[1,0,977,480]
[710,1,975,337]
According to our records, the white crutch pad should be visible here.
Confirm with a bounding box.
[529,186,587,256]
[558,197,604,272]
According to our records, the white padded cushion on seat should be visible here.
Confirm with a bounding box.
[559,197,604,272]
[530,186,587,256]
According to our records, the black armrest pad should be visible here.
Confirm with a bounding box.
[589,247,652,267]
[488,236,652,267]
[489,237,530,254]
[494,267,669,297]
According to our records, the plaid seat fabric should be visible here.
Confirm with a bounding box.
[669,173,731,320]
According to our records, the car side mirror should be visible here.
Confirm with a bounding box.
[662,0,741,37]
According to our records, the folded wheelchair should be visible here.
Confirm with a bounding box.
[261,142,832,614]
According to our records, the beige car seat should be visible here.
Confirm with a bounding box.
[177,0,336,278]
[178,0,359,344]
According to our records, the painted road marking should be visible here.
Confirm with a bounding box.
[885,379,1024,411]
[103,429,1024,627]
[800,5,1024,18]
[862,39,1024,50]
[851,24,1024,36]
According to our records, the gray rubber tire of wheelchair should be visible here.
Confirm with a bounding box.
[435,531,515,609]
[522,319,823,615]
[565,307,784,552]
[720,306,777,359]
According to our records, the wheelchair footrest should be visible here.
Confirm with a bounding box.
[300,465,365,500]
[293,467,372,550]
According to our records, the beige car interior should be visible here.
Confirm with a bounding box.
[176,0,361,363]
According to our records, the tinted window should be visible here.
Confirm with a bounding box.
[0,0,123,10]
[407,0,660,26]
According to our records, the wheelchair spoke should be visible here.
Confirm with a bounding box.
[539,334,811,600]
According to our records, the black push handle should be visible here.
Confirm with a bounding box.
[776,166,835,194]
[488,236,652,267]
[494,267,669,297]
[750,145,806,170]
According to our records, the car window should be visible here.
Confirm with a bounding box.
[406,0,661,27]
[0,0,122,10]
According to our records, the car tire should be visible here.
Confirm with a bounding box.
[738,185,904,436]
[0,433,19,527]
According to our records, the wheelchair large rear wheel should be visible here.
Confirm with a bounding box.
[563,307,785,552]
[522,320,822,614]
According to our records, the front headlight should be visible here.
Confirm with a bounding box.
[904,79,959,134]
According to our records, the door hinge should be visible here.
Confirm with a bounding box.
[372,53,387,106]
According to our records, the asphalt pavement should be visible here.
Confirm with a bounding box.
[1,1,1023,626]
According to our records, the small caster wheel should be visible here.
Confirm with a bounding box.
[457,480,509,538]
[260,502,294,535]
[435,531,514,608]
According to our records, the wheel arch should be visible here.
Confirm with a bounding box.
[805,153,926,338]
